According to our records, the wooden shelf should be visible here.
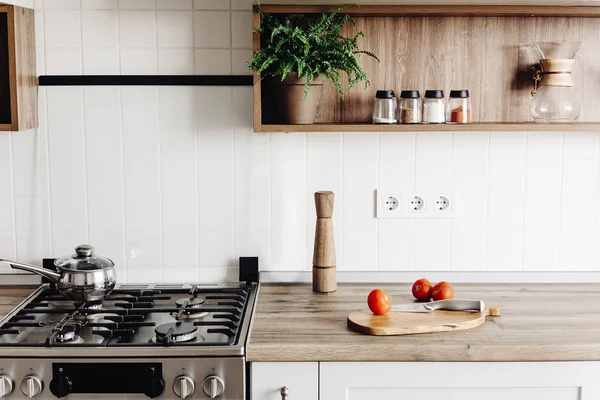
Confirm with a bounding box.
[258,122,600,133]
[259,5,600,18]
[253,5,600,132]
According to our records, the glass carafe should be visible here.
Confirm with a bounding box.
[529,41,581,123]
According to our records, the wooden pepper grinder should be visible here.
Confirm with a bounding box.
[312,191,337,293]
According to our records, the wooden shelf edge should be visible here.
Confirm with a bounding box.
[258,5,600,18]
[258,123,600,133]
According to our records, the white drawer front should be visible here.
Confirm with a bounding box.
[251,362,318,400]
[321,362,600,400]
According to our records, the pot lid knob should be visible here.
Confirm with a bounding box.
[75,245,95,258]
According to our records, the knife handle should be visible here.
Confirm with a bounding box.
[426,299,485,312]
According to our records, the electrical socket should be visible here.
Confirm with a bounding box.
[407,195,425,212]
[430,193,453,214]
[375,191,402,218]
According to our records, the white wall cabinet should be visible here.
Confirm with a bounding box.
[320,362,600,400]
[251,362,318,400]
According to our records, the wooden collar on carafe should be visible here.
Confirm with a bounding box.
[539,59,575,87]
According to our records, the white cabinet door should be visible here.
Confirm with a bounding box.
[321,362,600,400]
[251,362,318,400]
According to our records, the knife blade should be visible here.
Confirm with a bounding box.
[391,299,485,313]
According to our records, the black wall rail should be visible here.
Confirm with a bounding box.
[38,75,254,86]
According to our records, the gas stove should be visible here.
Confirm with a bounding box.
[0,259,259,399]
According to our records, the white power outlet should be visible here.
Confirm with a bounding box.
[407,195,425,212]
[430,193,453,214]
[375,191,402,218]
[376,189,455,218]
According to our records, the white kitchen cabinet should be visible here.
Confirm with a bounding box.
[320,362,600,400]
[251,362,318,400]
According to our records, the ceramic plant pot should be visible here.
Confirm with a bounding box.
[274,73,324,124]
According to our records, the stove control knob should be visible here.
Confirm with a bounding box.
[172,375,195,398]
[202,375,225,399]
[143,376,165,399]
[20,375,43,398]
[0,375,13,397]
[50,373,72,398]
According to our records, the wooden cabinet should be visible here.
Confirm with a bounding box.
[320,362,600,400]
[251,362,318,400]
[0,4,36,131]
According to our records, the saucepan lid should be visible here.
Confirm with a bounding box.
[54,245,114,271]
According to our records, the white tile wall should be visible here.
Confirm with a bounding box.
[1,0,600,281]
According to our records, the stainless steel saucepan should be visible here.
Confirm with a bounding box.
[0,244,116,302]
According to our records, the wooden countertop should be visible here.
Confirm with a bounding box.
[0,286,37,320]
[247,283,600,362]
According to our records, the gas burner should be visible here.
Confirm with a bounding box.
[174,298,209,319]
[75,300,103,310]
[155,322,198,344]
[54,325,83,344]
[175,298,205,308]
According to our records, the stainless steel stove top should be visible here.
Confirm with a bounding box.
[0,282,258,358]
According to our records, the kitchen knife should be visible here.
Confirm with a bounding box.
[391,299,485,313]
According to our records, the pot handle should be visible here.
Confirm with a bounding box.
[0,259,61,282]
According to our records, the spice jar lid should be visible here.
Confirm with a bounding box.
[376,90,396,99]
[424,90,444,98]
[400,90,420,99]
[449,90,470,98]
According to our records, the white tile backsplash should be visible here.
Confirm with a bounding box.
[0,196,15,232]
[83,48,120,74]
[158,48,195,74]
[45,48,82,74]
[157,11,194,47]
[560,132,599,271]
[195,49,231,74]
[120,48,158,74]
[82,0,118,9]
[119,10,157,48]
[522,133,563,271]
[194,11,230,48]
[486,132,526,272]
[157,0,192,10]
[4,3,600,283]
[342,132,378,271]
[44,11,81,47]
[194,0,230,10]
[82,10,118,47]
[231,11,252,49]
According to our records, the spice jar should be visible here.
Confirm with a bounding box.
[372,90,398,124]
[447,90,471,124]
[399,90,422,124]
[422,90,445,124]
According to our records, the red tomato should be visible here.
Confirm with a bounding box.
[367,289,392,315]
[411,278,433,301]
[432,281,454,301]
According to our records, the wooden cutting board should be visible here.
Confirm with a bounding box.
[347,308,501,336]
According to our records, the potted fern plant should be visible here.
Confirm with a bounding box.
[248,6,378,124]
